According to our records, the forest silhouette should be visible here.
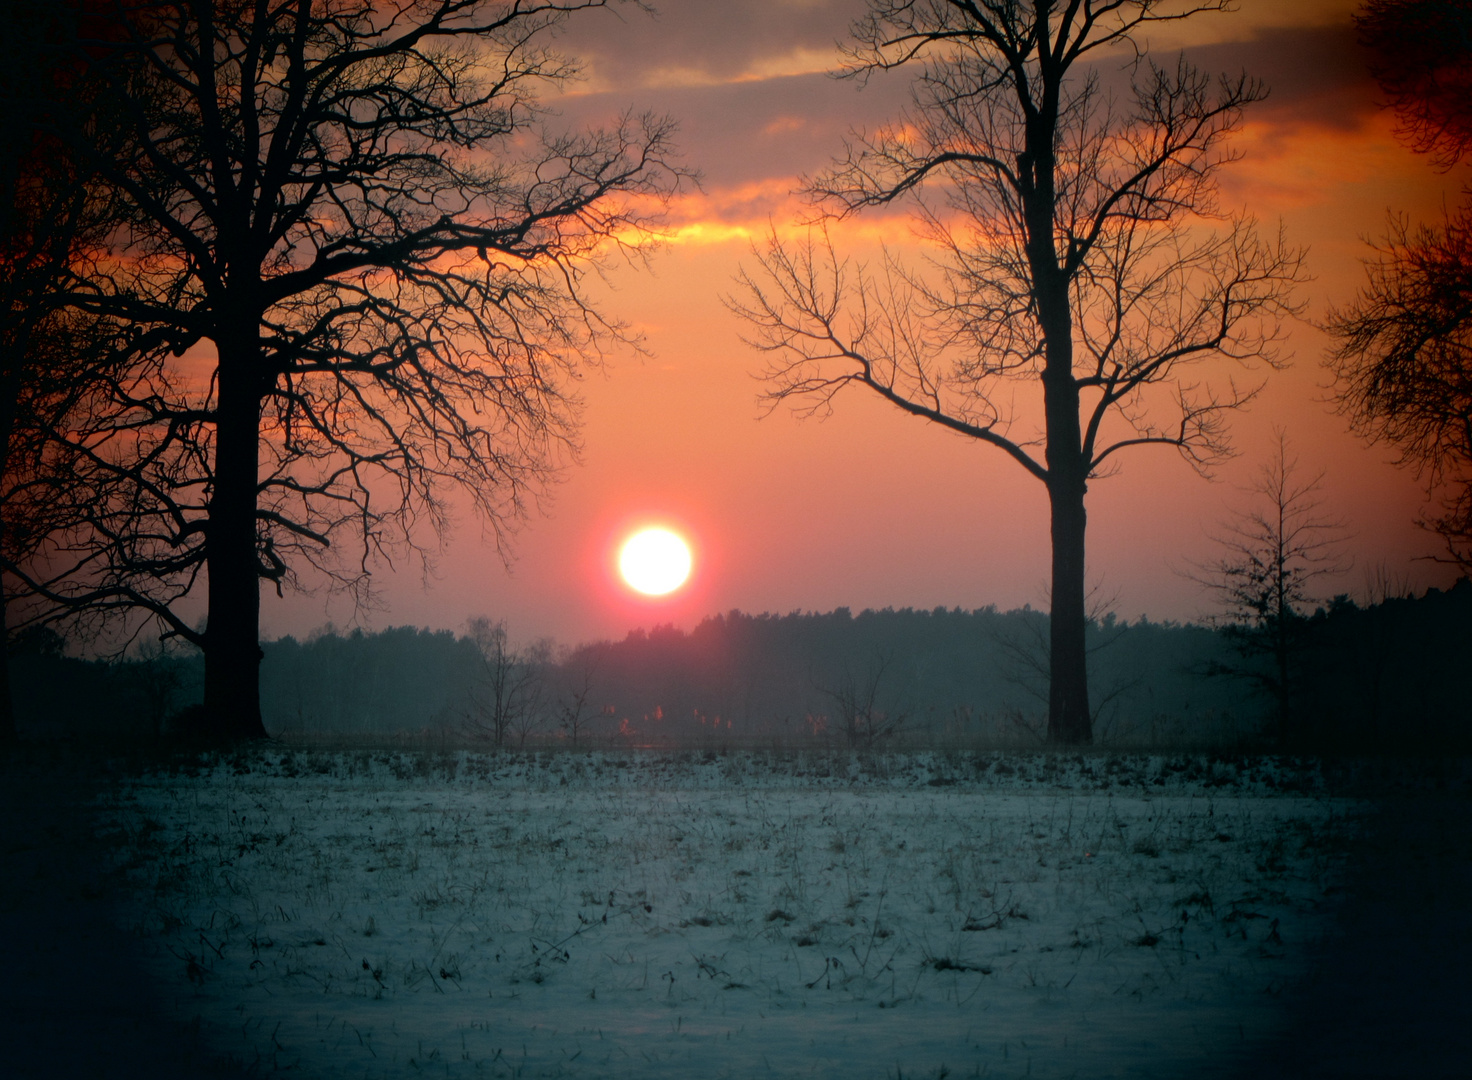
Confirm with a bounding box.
[11,582,1470,752]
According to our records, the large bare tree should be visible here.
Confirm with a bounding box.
[731,0,1303,743]
[17,0,684,738]
[1326,0,1472,569]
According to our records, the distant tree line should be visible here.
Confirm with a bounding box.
[552,606,1236,747]
[10,585,1471,751]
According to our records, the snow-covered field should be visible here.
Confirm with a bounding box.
[93,750,1370,1078]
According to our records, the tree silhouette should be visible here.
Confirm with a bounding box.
[0,2,134,742]
[1327,0,1472,569]
[1355,0,1472,169]
[553,645,600,747]
[819,648,906,748]
[463,616,545,747]
[1192,433,1347,742]
[1328,210,1472,565]
[20,1,685,738]
[731,0,1304,743]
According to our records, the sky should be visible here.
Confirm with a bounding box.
[261,0,1469,649]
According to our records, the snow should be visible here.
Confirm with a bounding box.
[93,750,1367,1078]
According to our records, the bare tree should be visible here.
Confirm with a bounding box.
[820,649,905,748]
[1354,0,1472,170]
[730,0,1304,744]
[18,1,685,739]
[1192,433,1348,741]
[554,645,599,748]
[510,636,554,746]
[1326,1,1472,569]
[1328,212,1472,566]
[462,617,544,747]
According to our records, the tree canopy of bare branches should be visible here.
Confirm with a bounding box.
[730,0,1304,743]
[1327,0,1472,569]
[0,1,137,742]
[1355,0,1472,169]
[15,0,685,738]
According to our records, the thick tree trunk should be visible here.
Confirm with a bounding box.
[1037,281,1093,744]
[0,393,16,746]
[202,342,267,740]
[1024,107,1093,745]
[0,588,14,745]
[1047,476,1092,744]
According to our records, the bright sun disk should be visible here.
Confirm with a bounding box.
[619,527,692,596]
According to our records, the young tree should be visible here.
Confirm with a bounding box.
[553,645,599,748]
[24,1,684,738]
[509,636,555,746]
[1193,433,1347,741]
[990,589,1133,739]
[462,617,545,747]
[819,649,905,748]
[1326,1,1472,569]
[731,0,1304,743]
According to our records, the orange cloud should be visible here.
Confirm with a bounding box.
[762,116,807,137]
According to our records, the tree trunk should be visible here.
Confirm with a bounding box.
[0,588,15,745]
[1037,270,1093,745]
[202,340,267,739]
[1024,102,1093,745]
[1047,475,1092,744]
[1275,622,1292,745]
[0,388,16,746]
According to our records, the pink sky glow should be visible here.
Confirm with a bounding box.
[250,0,1467,648]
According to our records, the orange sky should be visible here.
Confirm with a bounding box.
[260,0,1469,648]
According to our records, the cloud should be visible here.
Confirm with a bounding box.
[554,1,1370,107]
[1181,23,1378,134]
[555,67,910,191]
[555,0,857,91]
[551,12,1387,229]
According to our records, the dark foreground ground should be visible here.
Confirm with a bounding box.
[1,746,1469,1079]
[1255,790,1472,1079]
[0,749,250,1078]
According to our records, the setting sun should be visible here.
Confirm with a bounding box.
[618,527,693,596]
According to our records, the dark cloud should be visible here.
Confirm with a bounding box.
[557,0,860,87]
[554,69,910,196]
[549,12,1380,211]
[1180,23,1379,132]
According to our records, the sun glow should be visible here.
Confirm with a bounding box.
[618,527,692,596]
